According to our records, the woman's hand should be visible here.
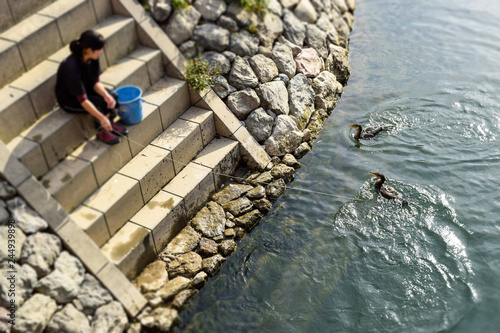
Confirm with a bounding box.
[104,93,116,109]
[99,115,112,131]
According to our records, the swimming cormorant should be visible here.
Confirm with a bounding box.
[349,124,392,140]
[369,172,409,206]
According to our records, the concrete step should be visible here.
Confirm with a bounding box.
[40,77,189,213]
[71,106,215,246]
[101,137,240,279]
[0,15,136,144]
[0,0,98,87]
[7,46,164,179]
[0,0,53,34]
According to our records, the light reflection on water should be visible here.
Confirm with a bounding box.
[177,0,500,331]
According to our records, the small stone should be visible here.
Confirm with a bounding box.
[202,254,226,276]
[157,277,192,301]
[270,164,296,183]
[148,296,163,308]
[141,307,178,332]
[163,226,201,256]
[219,239,237,256]
[191,271,208,289]
[225,220,235,228]
[198,238,219,257]
[294,141,312,159]
[222,197,254,217]
[249,171,274,186]
[266,178,287,202]
[226,211,234,220]
[127,322,142,333]
[167,252,202,279]
[282,154,301,168]
[234,227,246,240]
[213,184,255,206]
[135,260,168,293]
[46,303,91,333]
[91,301,128,333]
[172,289,197,309]
[234,209,262,231]
[217,15,239,32]
[224,228,235,238]
[295,48,324,78]
[253,198,273,214]
[249,54,279,83]
[246,185,266,200]
[213,235,225,243]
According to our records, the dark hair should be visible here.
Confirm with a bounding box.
[70,30,105,57]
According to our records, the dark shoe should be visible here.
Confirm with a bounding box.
[97,130,120,145]
[111,122,129,136]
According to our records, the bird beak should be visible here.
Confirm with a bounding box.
[348,125,356,128]
[369,172,379,178]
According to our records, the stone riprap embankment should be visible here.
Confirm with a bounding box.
[150,0,354,158]
[0,180,128,333]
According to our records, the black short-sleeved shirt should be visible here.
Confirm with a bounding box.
[55,54,101,107]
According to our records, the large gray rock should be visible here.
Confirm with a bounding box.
[164,226,201,255]
[222,197,254,217]
[140,306,178,332]
[212,184,254,205]
[218,239,237,257]
[202,254,225,276]
[256,81,289,115]
[227,57,259,90]
[288,73,315,129]
[135,261,168,293]
[91,301,128,333]
[246,185,266,200]
[225,2,259,28]
[46,303,91,333]
[229,30,259,57]
[7,197,48,234]
[227,88,260,120]
[73,274,113,316]
[282,9,306,47]
[200,51,231,75]
[270,163,296,183]
[164,6,201,45]
[150,1,172,22]
[305,24,328,59]
[198,237,219,257]
[20,232,61,277]
[213,74,236,99]
[193,0,226,21]
[326,44,351,85]
[167,252,202,278]
[0,263,37,308]
[272,42,296,79]
[217,15,239,32]
[191,271,208,289]
[312,71,343,111]
[35,251,85,303]
[268,0,283,15]
[293,0,317,23]
[294,141,312,158]
[295,48,323,78]
[332,0,348,14]
[190,202,226,238]
[172,289,197,309]
[234,209,262,230]
[266,178,287,201]
[15,294,57,333]
[245,108,274,143]
[192,23,230,52]
[0,225,25,262]
[265,115,304,156]
[249,54,279,83]
[343,11,355,31]
[280,0,300,9]
[255,13,283,48]
[0,181,15,200]
[346,0,356,11]
[157,276,191,301]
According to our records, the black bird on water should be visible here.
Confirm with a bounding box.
[369,172,409,206]
[349,124,392,140]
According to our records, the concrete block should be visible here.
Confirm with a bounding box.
[7,136,48,178]
[0,87,36,144]
[202,90,243,137]
[1,14,63,71]
[57,218,109,274]
[142,77,190,130]
[10,60,59,118]
[47,46,70,63]
[16,175,69,231]
[71,137,132,186]
[39,0,96,45]
[124,102,163,156]
[94,15,137,70]
[0,0,15,32]
[230,125,270,171]
[163,163,215,220]
[101,57,149,92]
[91,0,113,23]
[0,142,31,187]
[131,190,186,254]
[151,119,203,174]
[96,262,147,317]
[101,222,156,279]
[0,38,24,88]
[41,156,98,212]
[193,138,240,189]
[84,173,143,235]
[180,107,216,147]
[20,109,86,169]
[129,47,164,87]
[70,205,110,247]
[119,145,175,203]
[6,0,52,23]
[111,0,149,23]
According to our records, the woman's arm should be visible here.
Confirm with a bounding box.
[80,99,112,131]
[93,81,116,109]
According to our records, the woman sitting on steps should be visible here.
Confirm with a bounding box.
[55,30,128,145]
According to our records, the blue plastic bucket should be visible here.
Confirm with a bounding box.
[115,86,144,125]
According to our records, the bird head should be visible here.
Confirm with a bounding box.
[369,172,386,181]
[349,124,362,129]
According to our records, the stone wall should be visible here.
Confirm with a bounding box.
[0,180,128,333]
[150,0,354,158]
